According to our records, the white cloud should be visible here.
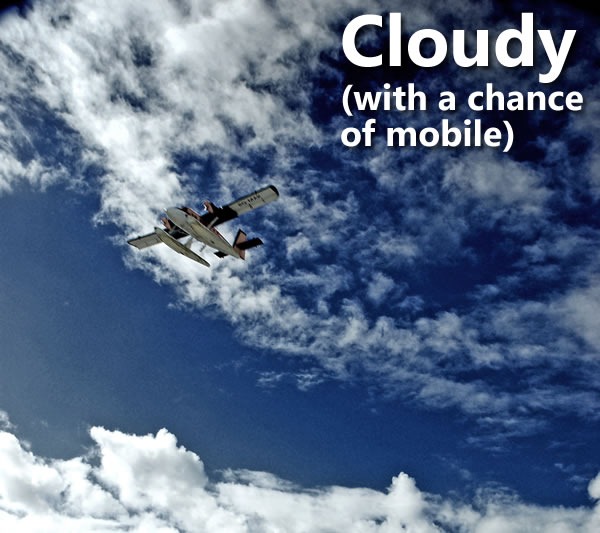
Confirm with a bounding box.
[556,275,600,352]
[367,272,396,305]
[443,151,551,220]
[589,473,600,500]
[0,422,598,532]
[0,410,13,430]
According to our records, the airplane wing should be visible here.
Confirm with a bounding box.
[200,184,279,227]
[127,231,163,249]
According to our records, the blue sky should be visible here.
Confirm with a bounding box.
[1,0,599,530]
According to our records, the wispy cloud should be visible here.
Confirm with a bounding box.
[1,0,599,441]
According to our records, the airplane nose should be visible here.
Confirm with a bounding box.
[166,207,185,228]
[166,207,180,221]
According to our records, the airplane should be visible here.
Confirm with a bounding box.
[127,184,279,267]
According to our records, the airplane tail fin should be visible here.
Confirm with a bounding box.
[233,229,263,260]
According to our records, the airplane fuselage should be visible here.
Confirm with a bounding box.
[127,185,278,267]
[165,207,241,259]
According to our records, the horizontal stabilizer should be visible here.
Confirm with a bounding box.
[236,237,263,250]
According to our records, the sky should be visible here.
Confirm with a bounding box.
[0,0,599,531]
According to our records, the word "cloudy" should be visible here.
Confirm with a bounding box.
[342,13,576,84]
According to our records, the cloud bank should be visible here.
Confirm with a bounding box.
[0,412,599,532]
[0,0,599,439]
